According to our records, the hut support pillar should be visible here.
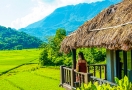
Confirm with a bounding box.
[115,50,121,79]
[72,49,76,69]
[106,49,114,82]
[129,50,132,82]
[71,49,76,87]
[123,51,127,76]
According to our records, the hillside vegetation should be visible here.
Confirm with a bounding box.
[0,26,42,50]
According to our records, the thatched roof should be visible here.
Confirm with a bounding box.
[60,0,132,53]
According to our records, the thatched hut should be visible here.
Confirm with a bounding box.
[60,0,132,82]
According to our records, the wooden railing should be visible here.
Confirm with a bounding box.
[60,66,75,89]
[60,66,93,89]
[60,64,108,89]
[88,64,107,80]
[90,76,117,86]
[74,70,93,87]
[63,67,74,87]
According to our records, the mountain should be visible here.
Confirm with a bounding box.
[19,0,122,40]
[0,26,42,50]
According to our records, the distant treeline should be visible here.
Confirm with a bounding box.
[0,26,42,50]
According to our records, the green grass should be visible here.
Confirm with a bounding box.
[0,49,42,74]
[0,64,63,90]
[0,79,20,90]
[0,49,63,90]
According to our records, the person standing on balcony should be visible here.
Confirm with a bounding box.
[76,52,88,82]
[76,52,87,73]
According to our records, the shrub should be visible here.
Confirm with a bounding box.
[91,48,106,62]
[39,49,53,66]
[77,76,132,90]
[115,76,132,90]
[54,57,64,66]
[63,57,72,66]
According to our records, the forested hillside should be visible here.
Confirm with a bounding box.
[0,26,42,50]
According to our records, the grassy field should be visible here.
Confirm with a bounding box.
[1,49,131,90]
[0,49,41,74]
[0,64,63,90]
[0,49,63,90]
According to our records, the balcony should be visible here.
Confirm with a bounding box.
[60,64,116,90]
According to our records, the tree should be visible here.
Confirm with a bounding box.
[52,28,66,51]
[39,28,67,66]
[39,48,53,66]
[91,48,106,62]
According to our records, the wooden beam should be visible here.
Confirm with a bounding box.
[72,49,76,69]
[123,51,127,76]
[60,66,65,85]
[116,50,122,79]
[71,69,75,87]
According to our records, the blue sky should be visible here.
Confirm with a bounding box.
[0,0,103,29]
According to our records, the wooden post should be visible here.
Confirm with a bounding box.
[123,51,127,76]
[106,49,114,82]
[71,49,76,88]
[104,65,107,80]
[85,73,89,84]
[99,66,101,78]
[85,73,93,83]
[71,69,75,87]
[60,66,65,85]
[116,50,121,79]
[93,66,96,76]
[89,73,93,82]
[66,69,68,83]
[87,66,90,73]
[72,49,76,69]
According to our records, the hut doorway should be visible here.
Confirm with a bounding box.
[116,50,132,80]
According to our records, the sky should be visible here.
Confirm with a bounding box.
[0,0,103,29]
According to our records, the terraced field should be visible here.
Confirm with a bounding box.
[0,49,63,90]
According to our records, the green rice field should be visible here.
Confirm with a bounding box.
[0,49,41,74]
[0,49,63,90]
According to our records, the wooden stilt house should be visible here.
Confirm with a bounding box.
[60,0,132,89]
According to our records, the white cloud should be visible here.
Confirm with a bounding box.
[11,0,103,29]
[5,4,11,8]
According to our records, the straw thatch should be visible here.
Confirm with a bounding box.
[60,0,132,53]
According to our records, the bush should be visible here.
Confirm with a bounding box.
[39,49,53,66]
[54,57,64,66]
[77,76,132,90]
[63,57,72,66]
[14,45,23,50]
[91,48,106,62]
